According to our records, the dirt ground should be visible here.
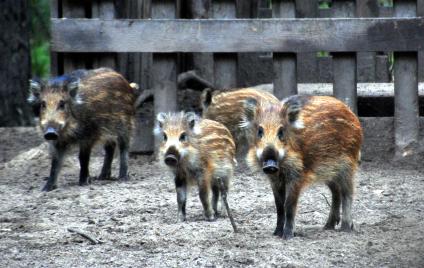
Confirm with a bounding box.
[0,127,423,267]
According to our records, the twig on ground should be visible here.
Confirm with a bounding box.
[67,227,100,245]
[218,177,238,233]
[321,193,331,207]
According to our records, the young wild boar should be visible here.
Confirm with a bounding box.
[242,95,363,239]
[154,112,236,221]
[201,88,279,156]
[28,68,137,191]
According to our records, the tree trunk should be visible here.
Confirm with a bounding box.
[0,0,33,126]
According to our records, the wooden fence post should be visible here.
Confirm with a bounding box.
[273,0,297,100]
[152,0,179,149]
[62,0,87,73]
[50,0,60,76]
[188,0,214,84]
[92,0,116,69]
[295,0,318,83]
[356,0,378,82]
[332,0,358,114]
[393,0,419,158]
[130,0,154,154]
[213,0,238,89]
[418,0,424,82]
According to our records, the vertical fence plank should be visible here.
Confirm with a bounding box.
[375,54,390,82]
[237,0,273,87]
[356,0,378,82]
[295,0,318,83]
[418,0,424,82]
[332,0,357,114]
[273,0,297,100]
[152,0,178,149]
[129,0,154,154]
[213,0,238,89]
[393,0,419,158]
[92,0,116,69]
[50,0,60,76]
[188,0,214,84]
[61,0,87,73]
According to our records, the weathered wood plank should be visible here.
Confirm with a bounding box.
[419,0,424,81]
[50,0,59,76]
[51,18,424,53]
[356,0,379,82]
[213,0,237,89]
[393,0,419,158]
[131,0,154,154]
[394,52,419,157]
[273,0,297,99]
[152,0,179,150]
[295,0,318,83]
[273,53,297,99]
[333,53,357,114]
[375,54,390,82]
[61,0,86,73]
[332,1,357,114]
[188,0,213,84]
[92,0,116,69]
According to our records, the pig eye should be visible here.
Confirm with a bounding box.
[163,133,168,142]
[179,132,187,142]
[257,126,264,139]
[58,100,66,110]
[277,127,284,140]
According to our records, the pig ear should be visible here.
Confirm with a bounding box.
[201,88,213,110]
[27,80,41,104]
[153,112,167,135]
[281,97,304,129]
[240,97,258,129]
[67,79,83,104]
[184,112,201,134]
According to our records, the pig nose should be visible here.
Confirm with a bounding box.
[262,146,279,174]
[164,146,180,167]
[164,154,178,166]
[44,127,58,140]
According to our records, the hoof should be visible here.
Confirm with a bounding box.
[97,173,113,181]
[42,183,57,192]
[79,177,93,186]
[204,214,216,222]
[273,228,284,237]
[324,223,336,230]
[282,230,294,240]
[119,174,130,182]
[341,222,354,232]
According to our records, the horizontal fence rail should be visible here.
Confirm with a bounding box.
[51,18,424,53]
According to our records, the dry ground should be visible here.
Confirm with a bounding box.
[0,127,423,267]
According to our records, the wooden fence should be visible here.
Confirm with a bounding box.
[50,0,424,157]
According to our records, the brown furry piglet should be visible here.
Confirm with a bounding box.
[242,95,363,239]
[154,112,236,222]
[28,68,138,191]
[201,87,279,156]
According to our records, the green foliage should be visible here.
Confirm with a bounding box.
[318,1,331,9]
[379,0,393,7]
[30,0,50,78]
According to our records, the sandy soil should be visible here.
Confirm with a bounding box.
[0,127,423,267]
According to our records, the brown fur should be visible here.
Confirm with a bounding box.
[244,95,363,239]
[155,112,236,222]
[28,68,137,191]
[201,88,279,154]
